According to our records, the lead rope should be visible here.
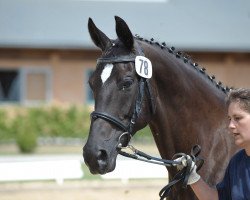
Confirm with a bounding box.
[118,144,204,199]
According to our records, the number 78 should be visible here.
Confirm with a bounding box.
[139,59,148,76]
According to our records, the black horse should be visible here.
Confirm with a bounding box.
[83,16,237,200]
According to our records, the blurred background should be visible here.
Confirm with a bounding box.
[0,0,250,199]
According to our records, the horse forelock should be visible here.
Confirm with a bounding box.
[102,39,135,58]
[134,34,232,94]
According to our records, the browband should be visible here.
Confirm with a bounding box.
[97,55,136,64]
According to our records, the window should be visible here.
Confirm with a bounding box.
[21,68,52,105]
[85,69,94,104]
[0,67,52,105]
[26,73,47,101]
[0,69,20,103]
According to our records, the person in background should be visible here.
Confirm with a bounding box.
[177,88,250,200]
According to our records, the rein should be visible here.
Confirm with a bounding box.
[119,143,204,200]
[119,143,181,167]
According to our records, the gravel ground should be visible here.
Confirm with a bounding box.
[0,179,169,200]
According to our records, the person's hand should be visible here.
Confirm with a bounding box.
[174,155,201,185]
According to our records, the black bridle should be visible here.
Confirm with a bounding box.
[91,46,155,147]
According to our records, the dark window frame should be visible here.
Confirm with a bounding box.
[85,69,95,105]
[0,69,21,103]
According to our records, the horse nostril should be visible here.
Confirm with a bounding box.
[97,150,108,162]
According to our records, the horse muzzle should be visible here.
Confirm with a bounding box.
[83,143,117,175]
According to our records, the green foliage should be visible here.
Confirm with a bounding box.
[0,106,91,153]
[0,105,154,153]
[14,114,38,153]
[133,125,153,143]
[0,110,8,140]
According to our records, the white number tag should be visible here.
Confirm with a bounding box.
[135,56,152,79]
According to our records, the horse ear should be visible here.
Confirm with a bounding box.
[115,16,134,50]
[88,18,111,51]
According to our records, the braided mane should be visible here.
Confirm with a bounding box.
[134,34,231,94]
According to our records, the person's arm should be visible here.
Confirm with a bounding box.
[174,156,219,200]
[190,178,219,200]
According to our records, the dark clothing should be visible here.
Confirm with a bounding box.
[216,149,250,200]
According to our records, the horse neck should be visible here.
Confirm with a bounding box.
[140,41,228,157]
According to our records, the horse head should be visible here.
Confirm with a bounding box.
[83,16,155,174]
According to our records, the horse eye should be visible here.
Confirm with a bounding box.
[119,79,134,90]
[123,80,133,88]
